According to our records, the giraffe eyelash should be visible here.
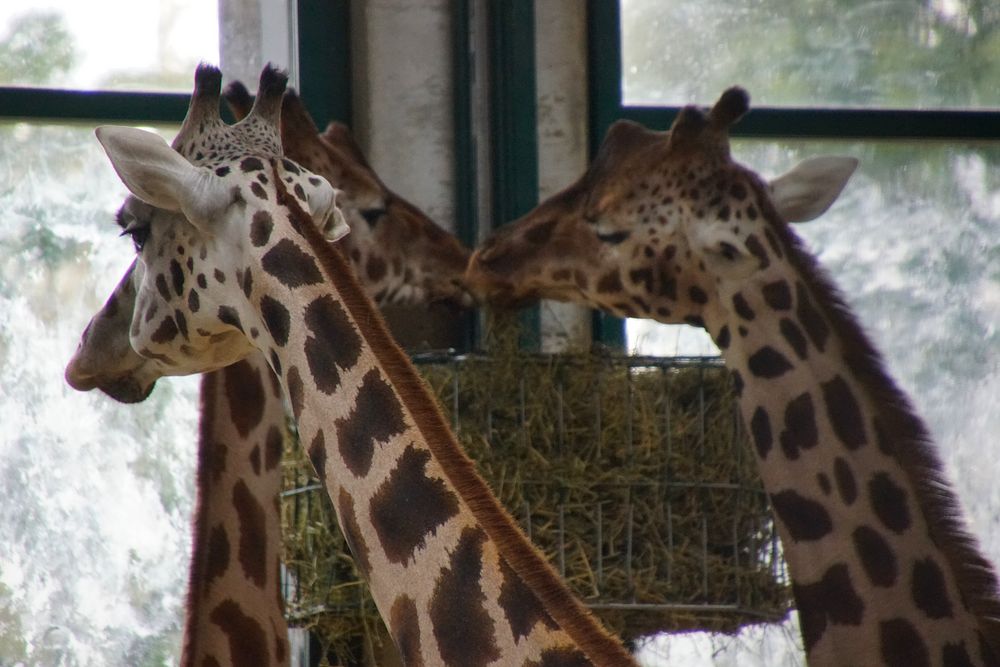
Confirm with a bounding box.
[120,220,151,252]
[596,230,630,245]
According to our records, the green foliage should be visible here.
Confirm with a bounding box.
[0,12,75,85]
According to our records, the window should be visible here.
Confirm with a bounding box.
[603,1,1000,663]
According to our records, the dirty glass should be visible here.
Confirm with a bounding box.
[622,0,1000,108]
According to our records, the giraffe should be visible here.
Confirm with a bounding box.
[64,64,635,666]
[465,88,1000,665]
[66,74,477,663]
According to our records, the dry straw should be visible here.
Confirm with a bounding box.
[280,316,790,662]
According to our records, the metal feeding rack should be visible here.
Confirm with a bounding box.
[281,351,791,660]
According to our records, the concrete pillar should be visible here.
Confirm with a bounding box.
[218,0,295,89]
[535,1,592,352]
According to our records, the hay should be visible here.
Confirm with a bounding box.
[281,317,790,661]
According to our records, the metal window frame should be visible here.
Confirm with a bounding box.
[0,1,351,126]
[586,0,1000,347]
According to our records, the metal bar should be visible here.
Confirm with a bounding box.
[0,88,189,124]
[619,105,1000,142]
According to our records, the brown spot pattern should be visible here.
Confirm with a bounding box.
[750,407,773,459]
[264,426,283,471]
[770,489,832,542]
[880,618,930,667]
[337,489,372,580]
[822,375,867,450]
[260,295,290,347]
[303,294,362,394]
[369,445,460,565]
[389,595,424,666]
[250,210,273,247]
[209,599,270,667]
[205,525,230,587]
[833,456,858,505]
[853,524,897,587]
[869,472,911,534]
[223,360,265,438]
[336,369,407,477]
[286,366,304,420]
[780,392,817,460]
[747,346,793,378]
[779,318,809,360]
[796,282,829,351]
[793,563,864,654]
[233,480,268,588]
[498,558,557,642]
[912,557,953,619]
[261,239,323,288]
[428,527,500,667]
[762,280,792,310]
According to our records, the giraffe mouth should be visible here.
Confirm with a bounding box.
[97,375,156,404]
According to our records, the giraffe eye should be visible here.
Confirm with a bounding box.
[120,221,150,252]
[360,208,386,225]
[596,230,630,245]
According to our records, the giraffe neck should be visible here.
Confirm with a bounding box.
[227,165,634,666]
[181,356,289,667]
[703,217,1000,666]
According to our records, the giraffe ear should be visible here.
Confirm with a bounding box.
[95,126,233,227]
[299,170,350,242]
[769,156,858,222]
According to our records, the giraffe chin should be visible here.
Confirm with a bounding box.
[96,375,156,404]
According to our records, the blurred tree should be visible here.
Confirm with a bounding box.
[0,11,75,85]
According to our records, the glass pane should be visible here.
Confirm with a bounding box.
[0,122,198,665]
[621,0,1000,109]
[0,1,218,91]
[631,141,1000,664]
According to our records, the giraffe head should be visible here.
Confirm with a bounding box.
[466,88,856,325]
[65,64,345,402]
[223,82,474,308]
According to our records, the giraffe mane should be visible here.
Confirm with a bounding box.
[270,163,635,666]
[750,174,1000,653]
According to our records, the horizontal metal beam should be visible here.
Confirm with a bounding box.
[619,105,1000,141]
[0,87,189,124]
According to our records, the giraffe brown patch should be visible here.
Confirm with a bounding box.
[744,233,770,269]
[205,525,230,587]
[715,324,731,349]
[223,360,265,438]
[241,268,253,298]
[269,350,281,379]
[151,314,179,344]
[173,309,188,339]
[764,228,783,258]
[880,618,930,667]
[762,280,792,310]
[498,557,557,642]
[261,239,323,288]
[169,259,185,296]
[428,527,500,667]
[215,165,230,177]
[942,642,975,667]
[793,563,864,654]
[873,417,896,457]
[853,524,897,587]
[822,375,867,450]
[233,480,268,588]
[308,430,326,483]
[750,407,773,459]
[370,445,460,565]
[551,268,572,281]
[337,489,372,580]
[281,158,300,174]
[250,181,268,200]
[214,268,226,284]
[796,282,830,352]
[264,426,283,471]
[747,345,793,379]
[525,648,592,667]
[240,156,265,172]
[912,557,953,619]
[259,295,290,347]
[336,369,407,477]
[869,472,911,534]
[817,472,831,494]
[779,392,817,460]
[209,599,270,667]
[217,305,243,333]
[250,210,273,247]
[731,369,744,396]
[303,294,362,394]
[249,445,261,475]
[286,366,304,420]
[197,273,208,289]
[389,595,423,667]
[688,285,708,304]
[732,292,755,320]
[833,456,857,505]
[366,255,387,282]
[597,270,623,294]
[273,620,287,663]
[779,318,809,360]
[770,489,832,542]
[187,289,200,312]
[629,267,654,292]
[155,273,171,300]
